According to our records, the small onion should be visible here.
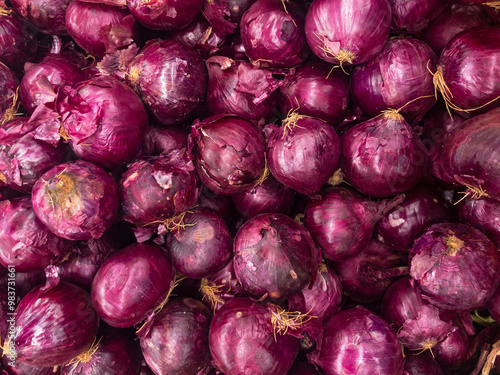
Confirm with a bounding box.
[458,196,500,248]
[387,0,449,33]
[11,0,70,35]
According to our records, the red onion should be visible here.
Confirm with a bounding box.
[265,116,341,196]
[58,76,148,168]
[0,197,71,271]
[304,0,391,66]
[166,207,232,279]
[341,111,428,197]
[206,56,283,123]
[191,114,266,195]
[233,212,321,301]
[127,39,206,126]
[202,0,256,38]
[209,297,299,375]
[127,0,203,30]
[1,359,57,375]
[240,0,310,68]
[140,298,212,375]
[10,281,99,366]
[350,37,438,123]
[387,0,449,33]
[403,351,445,375]
[31,160,120,241]
[409,222,500,310]
[0,63,18,123]
[308,307,404,375]
[458,196,500,248]
[11,0,70,35]
[140,125,188,157]
[91,242,174,328]
[279,59,349,125]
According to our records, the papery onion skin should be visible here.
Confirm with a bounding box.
[240,0,310,68]
[458,196,500,248]
[409,222,500,310]
[350,37,437,123]
[0,62,18,121]
[58,76,148,168]
[11,0,70,35]
[12,281,99,367]
[304,0,391,66]
[91,242,174,328]
[308,307,404,375]
[233,212,320,301]
[31,160,119,241]
[191,114,266,195]
[140,298,212,375]
[0,198,71,272]
[341,112,428,197]
[265,117,341,196]
[209,297,299,375]
[387,0,449,33]
[140,125,188,157]
[127,39,206,126]
[279,60,349,125]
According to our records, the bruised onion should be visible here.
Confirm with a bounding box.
[458,196,500,248]
[11,0,70,35]
[387,0,449,33]
[31,160,119,241]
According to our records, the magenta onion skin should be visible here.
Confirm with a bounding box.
[20,54,84,114]
[233,212,321,301]
[11,0,70,35]
[127,0,204,30]
[91,243,174,328]
[341,113,427,197]
[403,351,445,375]
[166,207,232,279]
[0,198,71,272]
[387,0,449,33]
[436,27,500,113]
[140,125,188,157]
[1,358,57,375]
[441,108,500,199]
[240,0,310,68]
[31,160,119,241]
[191,114,266,195]
[308,307,404,375]
[279,60,349,125]
[458,196,500,248]
[58,76,148,168]
[409,222,500,310]
[209,297,299,375]
[127,39,206,126]
[120,151,201,227]
[140,298,212,375]
[304,0,391,66]
[206,56,282,123]
[0,62,18,121]
[350,37,438,123]
[265,117,341,196]
[12,281,99,367]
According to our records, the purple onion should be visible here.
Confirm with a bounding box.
[233,212,321,301]
[240,0,310,68]
[91,242,174,328]
[140,125,188,157]
[0,62,18,123]
[191,114,266,195]
[458,196,500,248]
[0,198,71,271]
[341,111,428,197]
[140,298,212,375]
[127,0,203,30]
[11,0,70,35]
[403,351,445,375]
[202,0,256,37]
[305,0,391,66]
[409,222,500,310]
[387,0,449,33]
[127,39,206,126]
[279,60,349,125]
[265,116,341,196]
[31,160,120,241]
[1,359,57,375]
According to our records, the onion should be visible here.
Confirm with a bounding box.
[140,298,212,375]
[127,39,206,126]
[202,0,256,37]
[11,0,70,35]
[341,110,428,197]
[409,222,500,310]
[206,56,283,123]
[240,0,310,68]
[308,307,404,375]
[265,116,341,196]
[387,0,449,33]
[304,0,391,66]
[1,359,57,375]
[458,196,500,248]
[233,212,321,301]
[209,297,299,375]
[9,281,99,367]
[140,125,188,157]
[119,150,201,227]
[31,160,120,241]
[0,198,71,272]
[403,351,445,375]
[191,114,266,195]
[279,59,349,125]
[197,184,239,230]
[350,37,438,123]
[127,0,203,30]
[0,62,18,123]
[166,207,232,279]
[58,76,148,168]
[91,242,174,328]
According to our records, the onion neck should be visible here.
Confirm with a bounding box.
[445,234,463,256]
